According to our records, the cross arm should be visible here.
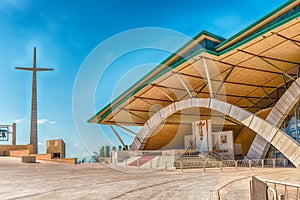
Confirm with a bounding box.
[15,67,33,71]
[36,68,54,71]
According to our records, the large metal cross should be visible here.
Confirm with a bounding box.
[16,47,53,154]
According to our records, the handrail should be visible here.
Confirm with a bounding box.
[260,179,300,188]
[267,186,278,200]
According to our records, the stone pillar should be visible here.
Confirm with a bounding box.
[12,123,16,145]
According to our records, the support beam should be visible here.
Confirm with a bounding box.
[120,108,148,122]
[135,96,173,103]
[260,87,275,106]
[237,49,300,65]
[173,72,194,98]
[115,124,137,136]
[152,84,175,102]
[245,98,263,109]
[214,66,234,97]
[202,58,213,96]
[273,32,300,48]
[109,125,127,150]
[282,74,289,90]
[138,97,160,111]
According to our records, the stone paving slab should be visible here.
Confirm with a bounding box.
[0,157,300,200]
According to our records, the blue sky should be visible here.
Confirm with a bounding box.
[0,0,287,158]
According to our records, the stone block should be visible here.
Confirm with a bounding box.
[271,132,288,150]
[249,116,263,133]
[253,135,268,148]
[191,98,210,108]
[147,112,162,130]
[247,149,260,159]
[257,122,277,142]
[159,109,168,119]
[287,83,300,99]
[21,156,36,163]
[276,90,296,114]
[138,127,150,141]
[242,115,254,127]
[288,147,300,164]
[161,103,176,118]
[209,99,231,116]
[229,105,252,124]
[252,138,267,150]
[266,107,284,126]
[9,150,30,157]
[283,142,298,159]
[130,139,141,150]
[175,99,191,110]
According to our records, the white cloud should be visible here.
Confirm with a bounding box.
[37,119,56,125]
[14,118,27,123]
[37,119,48,124]
[38,142,44,146]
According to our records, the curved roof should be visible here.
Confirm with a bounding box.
[89,0,300,127]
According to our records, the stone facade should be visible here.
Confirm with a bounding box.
[46,139,65,159]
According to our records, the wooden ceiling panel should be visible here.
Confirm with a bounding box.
[106,109,146,125]
[226,67,278,85]
[276,21,300,39]
[243,34,285,54]
[263,75,284,87]
[220,51,253,65]
[234,98,253,108]
[260,41,300,63]
[221,82,258,97]
[239,56,281,72]
[139,86,172,102]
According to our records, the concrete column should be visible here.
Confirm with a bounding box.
[12,123,16,145]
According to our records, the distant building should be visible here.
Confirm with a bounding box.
[46,139,65,159]
[105,146,110,157]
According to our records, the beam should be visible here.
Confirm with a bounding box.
[214,66,234,97]
[135,96,173,103]
[138,97,160,111]
[115,124,137,135]
[109,125,127,149]
[273,32,300,48]
[202,58,213,96]
[237,49,300,66]
[173,72,194,98]
[120,107,148,122]
[260,87,275,106]
[152,84,175,102]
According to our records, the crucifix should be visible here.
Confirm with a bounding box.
[194,121,206,150]
[16,47,54,154]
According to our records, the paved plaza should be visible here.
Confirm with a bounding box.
[0,157,300,199]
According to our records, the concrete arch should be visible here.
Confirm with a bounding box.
[247,78,300,159]
[130,98,300,167]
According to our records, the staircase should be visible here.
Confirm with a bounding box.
[174,152,224,169]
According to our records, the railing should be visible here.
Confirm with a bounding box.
[175,158,294,171]
[256,178,300,200]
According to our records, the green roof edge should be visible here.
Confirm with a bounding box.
[215,0,296,50]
